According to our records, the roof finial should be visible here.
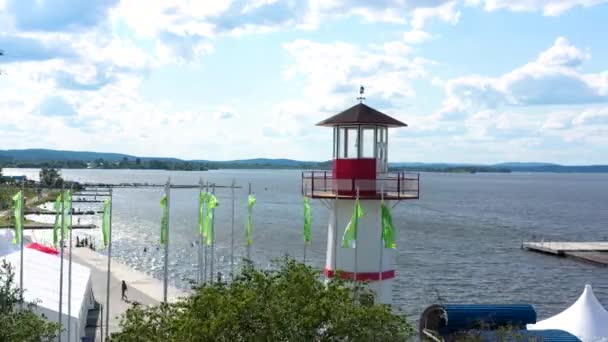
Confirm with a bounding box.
[357,85,365,103]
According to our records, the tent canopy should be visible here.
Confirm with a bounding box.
[1,247,94,341]
[528,285,608,342]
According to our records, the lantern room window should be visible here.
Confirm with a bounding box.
[334,125,388,160]
[361,127,375,158]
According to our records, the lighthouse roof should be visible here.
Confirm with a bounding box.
[316,103,407,127]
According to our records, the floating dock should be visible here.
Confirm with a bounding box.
[522,242,608,266]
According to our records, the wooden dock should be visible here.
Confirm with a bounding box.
[522,242,608,266]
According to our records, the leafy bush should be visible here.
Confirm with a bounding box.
[111,259,413,341]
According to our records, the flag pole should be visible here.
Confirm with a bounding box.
[378,187,384,303]
[354,187,359,283]
[105,187,113,340]
[203,181,208,283]
[163,178,171,303]
[333,187,338,280]
[68,183,73,341]
[247,183,252,260]
[303,185,308,265]
[19,182,24,295]
[210,183,216,283]
[58,185,65,342]
[198,178,203,285]
[230,178,235,280]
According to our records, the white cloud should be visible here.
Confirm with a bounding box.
[437,37,608,115]
[283,39,431,111]
[402,29,434,44]
[537,37,589,67]
[478,0,608,15]
[410,1,460,29]
[572,107,608,125]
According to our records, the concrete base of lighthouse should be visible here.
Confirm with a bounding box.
[324,199,396,305]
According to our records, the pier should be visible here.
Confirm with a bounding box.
[522,242,608,266]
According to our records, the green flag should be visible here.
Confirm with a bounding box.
[204,194,218,246]
[52,193,62,246]
[102,198,111,247]
[303,197,312,244]
[160,195,168,245]
[341,199,364,248]
[381,202,396,249]
[246,194,256,246]
[62,190,72,239]
[12,191,23,244]
[199,192,210,238]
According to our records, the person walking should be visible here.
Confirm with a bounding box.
[121,280,128,301]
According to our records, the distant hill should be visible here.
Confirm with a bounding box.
[0,149,181,163]
[0,149,606,172]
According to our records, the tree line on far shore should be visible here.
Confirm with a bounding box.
[0,157,212,171]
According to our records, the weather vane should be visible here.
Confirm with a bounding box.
[357,85,365,103]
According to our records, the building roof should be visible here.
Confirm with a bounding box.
[316,103,407,127]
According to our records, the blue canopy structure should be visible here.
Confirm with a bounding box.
[420,304,537,335]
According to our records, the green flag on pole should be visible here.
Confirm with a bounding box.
[160,195,168,245]
[303,197,312,244]
[102,198,111,247]
[246,194,256,246]
[199,192,210,238]
[204,194,218,246]
[52,193,62,246]
[381,202,396,249]
[12,191,23,244]
[341,199,364,248]
[62,190,72,239]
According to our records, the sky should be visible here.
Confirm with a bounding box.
[0,0,607,164]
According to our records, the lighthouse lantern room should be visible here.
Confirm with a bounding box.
[302,90,420,304]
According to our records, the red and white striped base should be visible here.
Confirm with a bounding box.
[325,199,396,304]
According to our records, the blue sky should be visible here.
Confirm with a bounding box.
[1,0,607,164]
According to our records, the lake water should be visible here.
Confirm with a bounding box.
[4,168,608,319]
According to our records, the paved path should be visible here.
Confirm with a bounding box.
[71,248,189,340]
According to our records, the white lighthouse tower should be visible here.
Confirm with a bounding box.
[302,92,419,304]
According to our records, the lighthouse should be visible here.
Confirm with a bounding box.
[302,91,419,304]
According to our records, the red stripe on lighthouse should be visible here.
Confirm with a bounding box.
[323,268,395,281]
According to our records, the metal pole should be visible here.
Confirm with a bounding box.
[105,187,113,340]
[378,187,384,303]
[100,304,104,342]
[354,187,359,283]
[303,184,307,265]
[58,185,65,342]
[198,178,203,285]
[163,178,171,303]
[333,186,338,280]
[203,181,208,283]
[19,182,24,295]
[210,183,216,284]
[68,183,73,341]
[247,183,252,260]
[230,178,235,280]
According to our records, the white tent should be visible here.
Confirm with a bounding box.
[1,247,94,341]
[528,284,608,342]
[0,229,21,256]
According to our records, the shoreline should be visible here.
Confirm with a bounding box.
[24,202,189,337]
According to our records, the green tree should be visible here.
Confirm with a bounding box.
[0,261,60,341]
[111,259,413,341]
[0,167,3,184]
[39,167,63,187]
